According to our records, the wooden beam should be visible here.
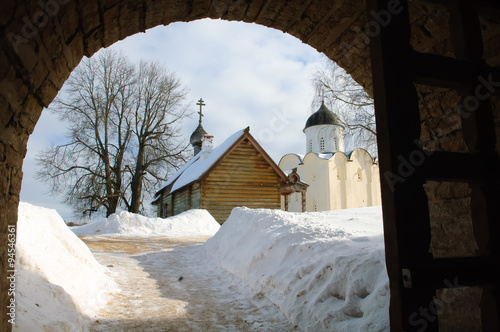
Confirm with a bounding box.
[367,0,437,330]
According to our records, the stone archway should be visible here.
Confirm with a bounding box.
[1,0,499,331]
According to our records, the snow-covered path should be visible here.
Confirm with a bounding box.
[81,236,296,331]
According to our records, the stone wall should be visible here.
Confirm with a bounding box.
[0,0,499,330]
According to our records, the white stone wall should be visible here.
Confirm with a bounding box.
[304,124,344,154]
[330,153,348,210]
[279,149,381,212]
[303,154,330,211]
[345,149,372,208]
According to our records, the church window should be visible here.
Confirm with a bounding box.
[334,137,338,151]
[357,168,363,181]
[320,137,325,151]
[309,139,313,153]
[313,200,317,212]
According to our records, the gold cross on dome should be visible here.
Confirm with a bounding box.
[196,98,206,124]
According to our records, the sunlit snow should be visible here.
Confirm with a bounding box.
[15,203,388,331]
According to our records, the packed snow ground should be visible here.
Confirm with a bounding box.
[84,237,295,331]
[15,203,389,331]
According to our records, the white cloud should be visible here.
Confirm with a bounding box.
[21,19,326,220]
[21,110,74,219]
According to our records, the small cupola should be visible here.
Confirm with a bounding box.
[190,98,208,156]
[304,101,345,154]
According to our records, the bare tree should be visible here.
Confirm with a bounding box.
[37,50,189,217]
[312,61,377,155]
[126,61,188,214]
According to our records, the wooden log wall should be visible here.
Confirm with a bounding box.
[157,192,174,218]
[171,184,202,216]
[202,139,282,224]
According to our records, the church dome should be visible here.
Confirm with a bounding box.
[190,124,207,147]
[303,101,344,132]
[190,98,209,156]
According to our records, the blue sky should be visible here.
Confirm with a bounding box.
[20,19,329,220]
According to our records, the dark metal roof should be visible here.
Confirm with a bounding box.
[189,124,207,146]
[303,101,344,132]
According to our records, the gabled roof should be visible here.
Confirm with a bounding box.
[154,127,288,201]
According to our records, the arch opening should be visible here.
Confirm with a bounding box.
[1,1,500,331]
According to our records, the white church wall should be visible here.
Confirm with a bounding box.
[345,160,356,208]
[346,149,370,208]
[329,153,348,210]
[304,125,344,154]
[371,164,382,206]
[303,153,330,212]
[279,144,381,213]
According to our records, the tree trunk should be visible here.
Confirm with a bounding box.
[129,146,144,213]
[107,197,119,217]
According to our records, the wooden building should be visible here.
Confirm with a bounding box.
[153,126,299,224]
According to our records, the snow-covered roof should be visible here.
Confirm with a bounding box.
[317,152,334,160]
[160,152,201,191]
[280,149,378,164]
[155,128,257,198]
[346,148,379,163]
[171,129,245,192]
[278,153,305,166]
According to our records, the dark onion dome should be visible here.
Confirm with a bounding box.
[303,101,344,132]
[190,124,207,148]
[189,121,207,156]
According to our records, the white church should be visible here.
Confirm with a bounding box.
[279,102,381,212]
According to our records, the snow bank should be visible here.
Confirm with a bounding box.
[204,206,389,331]
[15,202,118,331]
[72,209,220,237]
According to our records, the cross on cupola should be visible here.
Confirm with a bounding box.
[190,98,208,156]
[196,98,205,125]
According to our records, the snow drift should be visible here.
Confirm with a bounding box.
[72,209,220,237]
[204,206,389,331]
[15,202,118,331]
